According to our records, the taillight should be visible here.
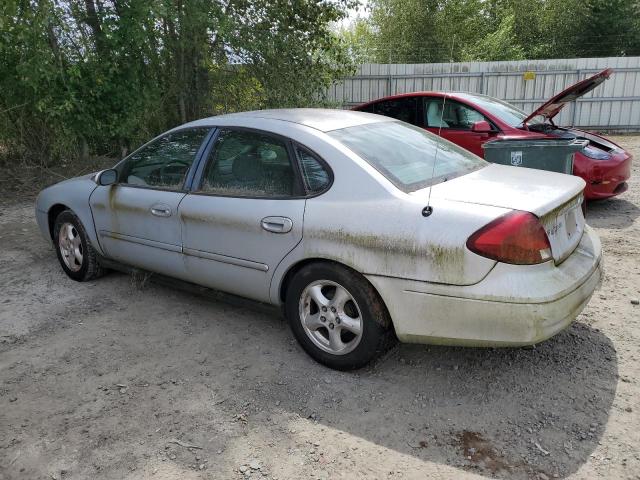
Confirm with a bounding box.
[466,211,552,265]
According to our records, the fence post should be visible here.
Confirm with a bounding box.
[572,69,581,127]
[479,72,485,94]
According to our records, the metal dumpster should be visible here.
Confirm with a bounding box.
[482,138,588,174]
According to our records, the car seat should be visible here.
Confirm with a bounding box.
[426,101,449,128]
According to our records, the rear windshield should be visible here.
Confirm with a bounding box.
[329,121,486,192]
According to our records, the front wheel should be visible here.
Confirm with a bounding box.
[53,210,105,282]
[285,263,395,370]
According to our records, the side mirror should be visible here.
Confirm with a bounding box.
[471,120,494,133]
[95,169,118,186]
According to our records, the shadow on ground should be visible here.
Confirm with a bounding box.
[587,197,640,229]
[2,270,616,479]
[273,319,617,479]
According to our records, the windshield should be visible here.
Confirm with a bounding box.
[329,121,487,192]
[455,93,545,127]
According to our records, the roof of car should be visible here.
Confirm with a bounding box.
[182,108,390,132]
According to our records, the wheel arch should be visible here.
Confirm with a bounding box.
[277,257,394,331]
[48,203,70,240]
[46,202,104,256]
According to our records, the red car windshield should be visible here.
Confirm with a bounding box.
[454,93,545,128]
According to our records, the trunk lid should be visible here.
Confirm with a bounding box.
[422,164,586,263]
[523,68,612,125]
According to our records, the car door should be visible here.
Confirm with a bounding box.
[90,127,212,277]
[422,97,497,157]
[179,128,313,303]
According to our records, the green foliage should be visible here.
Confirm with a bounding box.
[0,0,356,164]
[461,12,525,61]
[351,0,640,64]
[336,18,377,64]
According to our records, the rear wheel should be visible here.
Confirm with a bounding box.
[285,263,394,370]
[53,210,105,282]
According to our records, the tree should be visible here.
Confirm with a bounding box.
[0,0,357,164]
[366,0,444,63]
[336,17,377,65]
[351,0,640,63]
[461,12,525,61]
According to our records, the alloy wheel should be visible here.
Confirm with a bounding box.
[298,280,363,355]
[58,222,83,272]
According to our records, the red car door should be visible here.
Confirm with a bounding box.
[422,97,498,157]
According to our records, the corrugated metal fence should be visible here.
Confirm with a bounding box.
[327,56,640,132]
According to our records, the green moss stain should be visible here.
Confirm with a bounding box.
[308,227,466,280]
[108,185,119,233]
[180,213,258,233]
[423,243,466,278]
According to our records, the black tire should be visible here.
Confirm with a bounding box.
[285,262,395,370]
[53,210,106,282]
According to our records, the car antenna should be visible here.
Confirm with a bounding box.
[423,36,455,218]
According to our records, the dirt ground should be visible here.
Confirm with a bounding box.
[1,137,639,480]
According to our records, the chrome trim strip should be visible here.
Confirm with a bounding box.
[183,247,269,272]
[98,230,182,253]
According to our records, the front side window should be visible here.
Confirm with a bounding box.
[329,121,487,192]
[454,93,536,127]
[373,97,418,125]
[199,129,299,197]
[118,128,210,190]
[424,98,487,130]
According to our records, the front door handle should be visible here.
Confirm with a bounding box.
[150,204,172,217]
[261,216,293,234]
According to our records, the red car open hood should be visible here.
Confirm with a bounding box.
[523,68,613,125]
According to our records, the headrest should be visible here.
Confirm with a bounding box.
[259,148,277,161]
[232,152,263,182]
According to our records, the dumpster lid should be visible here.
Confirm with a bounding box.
[523,68,613,125]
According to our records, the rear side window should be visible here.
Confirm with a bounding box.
[295,146,331,194]
[199,129,300,198]
[373,98,418,125]
[329,121,486,192]
[356,104,375,113]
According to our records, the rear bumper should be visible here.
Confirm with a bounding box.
[366,226,602,346]
[575,151,633,200]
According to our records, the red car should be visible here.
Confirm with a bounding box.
[352,69,632,200]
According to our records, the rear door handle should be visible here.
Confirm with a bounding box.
[150,204,172,217]
[261,216,293,234]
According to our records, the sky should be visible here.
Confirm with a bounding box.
[338,1,371,28]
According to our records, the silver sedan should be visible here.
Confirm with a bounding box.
[36,109,602,369]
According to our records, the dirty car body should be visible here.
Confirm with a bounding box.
[36,109,603,369]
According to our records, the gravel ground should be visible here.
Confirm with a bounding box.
[1,136,638,480]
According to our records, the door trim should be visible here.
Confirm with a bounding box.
[183,247,269,272]
[98,230,182,253]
